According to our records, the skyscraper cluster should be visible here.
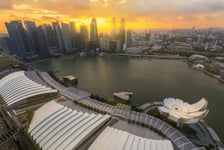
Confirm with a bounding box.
[100,18,132,52]
[0,17,132,60]
[2,20,51,60]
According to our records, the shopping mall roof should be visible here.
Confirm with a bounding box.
[89,126,174,150]
[0,71,57,107]
[28,101,111,150]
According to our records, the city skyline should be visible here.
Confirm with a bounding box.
[1,0,224,32]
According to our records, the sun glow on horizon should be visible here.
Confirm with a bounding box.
[1,0,224,33]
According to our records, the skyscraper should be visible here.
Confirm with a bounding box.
[90,18,99,48]
[111,17,116,40]
[52,22,65,52]
[0,35,12,53]
[119,18,125,51]
[5,21,30,59]
[61,22,73,52]
[70,22,76,48]
[80,24,89,50]
[32,26,50,58]
[24,21,37,52]
[42,24,57,47]
[120,18,125,31]
[125,30,132,48]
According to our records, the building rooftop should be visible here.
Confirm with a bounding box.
[158,98,209,125]
[113,92,133,100]
[28,101,111,150]
[0,71,57,107]
[89,126,174,150]
[63,75,77,81]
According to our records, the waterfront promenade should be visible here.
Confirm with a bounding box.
[117,53,188,59]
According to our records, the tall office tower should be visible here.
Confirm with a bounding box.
[32,26,50,58]
[125,30,132,48]
[90,18,99,48]
[120,18,125,31]
[80,24,89,50]
[70,22,76,48]
[61,22,73,52]
[119,18,125,51]
[111,17,116,40]
[24,21,37,52]
[5,20,30,59]
[42,24,56,47]
[52,22,65,52]
[0,36,12,53]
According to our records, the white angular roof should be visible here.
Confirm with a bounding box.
[113,91,133,100]
[0,71,57,107]
[158,98,209,124]
[89,126,174,150]
[28,101,111,150]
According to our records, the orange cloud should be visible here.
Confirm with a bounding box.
[0,0,224,33]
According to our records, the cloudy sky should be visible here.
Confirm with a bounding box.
[0,0,224,32]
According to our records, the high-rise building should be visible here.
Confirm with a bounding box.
[90,18,99,48]
[24,21,37,52]
[111,17,116,40]
[101,33,110,50]
[0,35,12,53]
[42,24,56,47]
[80,24,89,50]
[70,22,76,48]
[5,20,30,59]
[125,30,132,48]
[52,22,65,52]
[119,18,125,51]
[32,26,50,58]
[61,22,73,52]
[120,18,125,31]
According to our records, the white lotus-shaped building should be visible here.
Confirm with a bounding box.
[158,98,209,125]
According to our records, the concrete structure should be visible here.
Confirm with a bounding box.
[39,72,90,100]
[42,24,57,48]
[110,17,117,40]
[158,98,209,126]
[63,75,78,85]
[28,101,110,150]
[70,22,76,48]
[90,18,99,50]
[125,30,132,48]
[5,20,30,59]
[24,21,37,52]
[80,24,89,50]
[33,26,50,58]
[119,18,125,51]
[89,126,174,150]
[113,92,133,104]
[189,55,209,63]
[61,22,73,52]
[90,18,98,42]
[0,35,12,53]
[193,64,205,69]
[52,22,65,52]
[0,71,57,107]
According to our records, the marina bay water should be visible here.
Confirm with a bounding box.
[34,55,224,141]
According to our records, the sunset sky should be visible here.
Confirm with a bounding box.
[0,0,224,32]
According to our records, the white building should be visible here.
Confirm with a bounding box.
[0,71,57,108]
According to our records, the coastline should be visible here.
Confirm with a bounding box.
[199,68,224,83]
[187,61,224,83]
